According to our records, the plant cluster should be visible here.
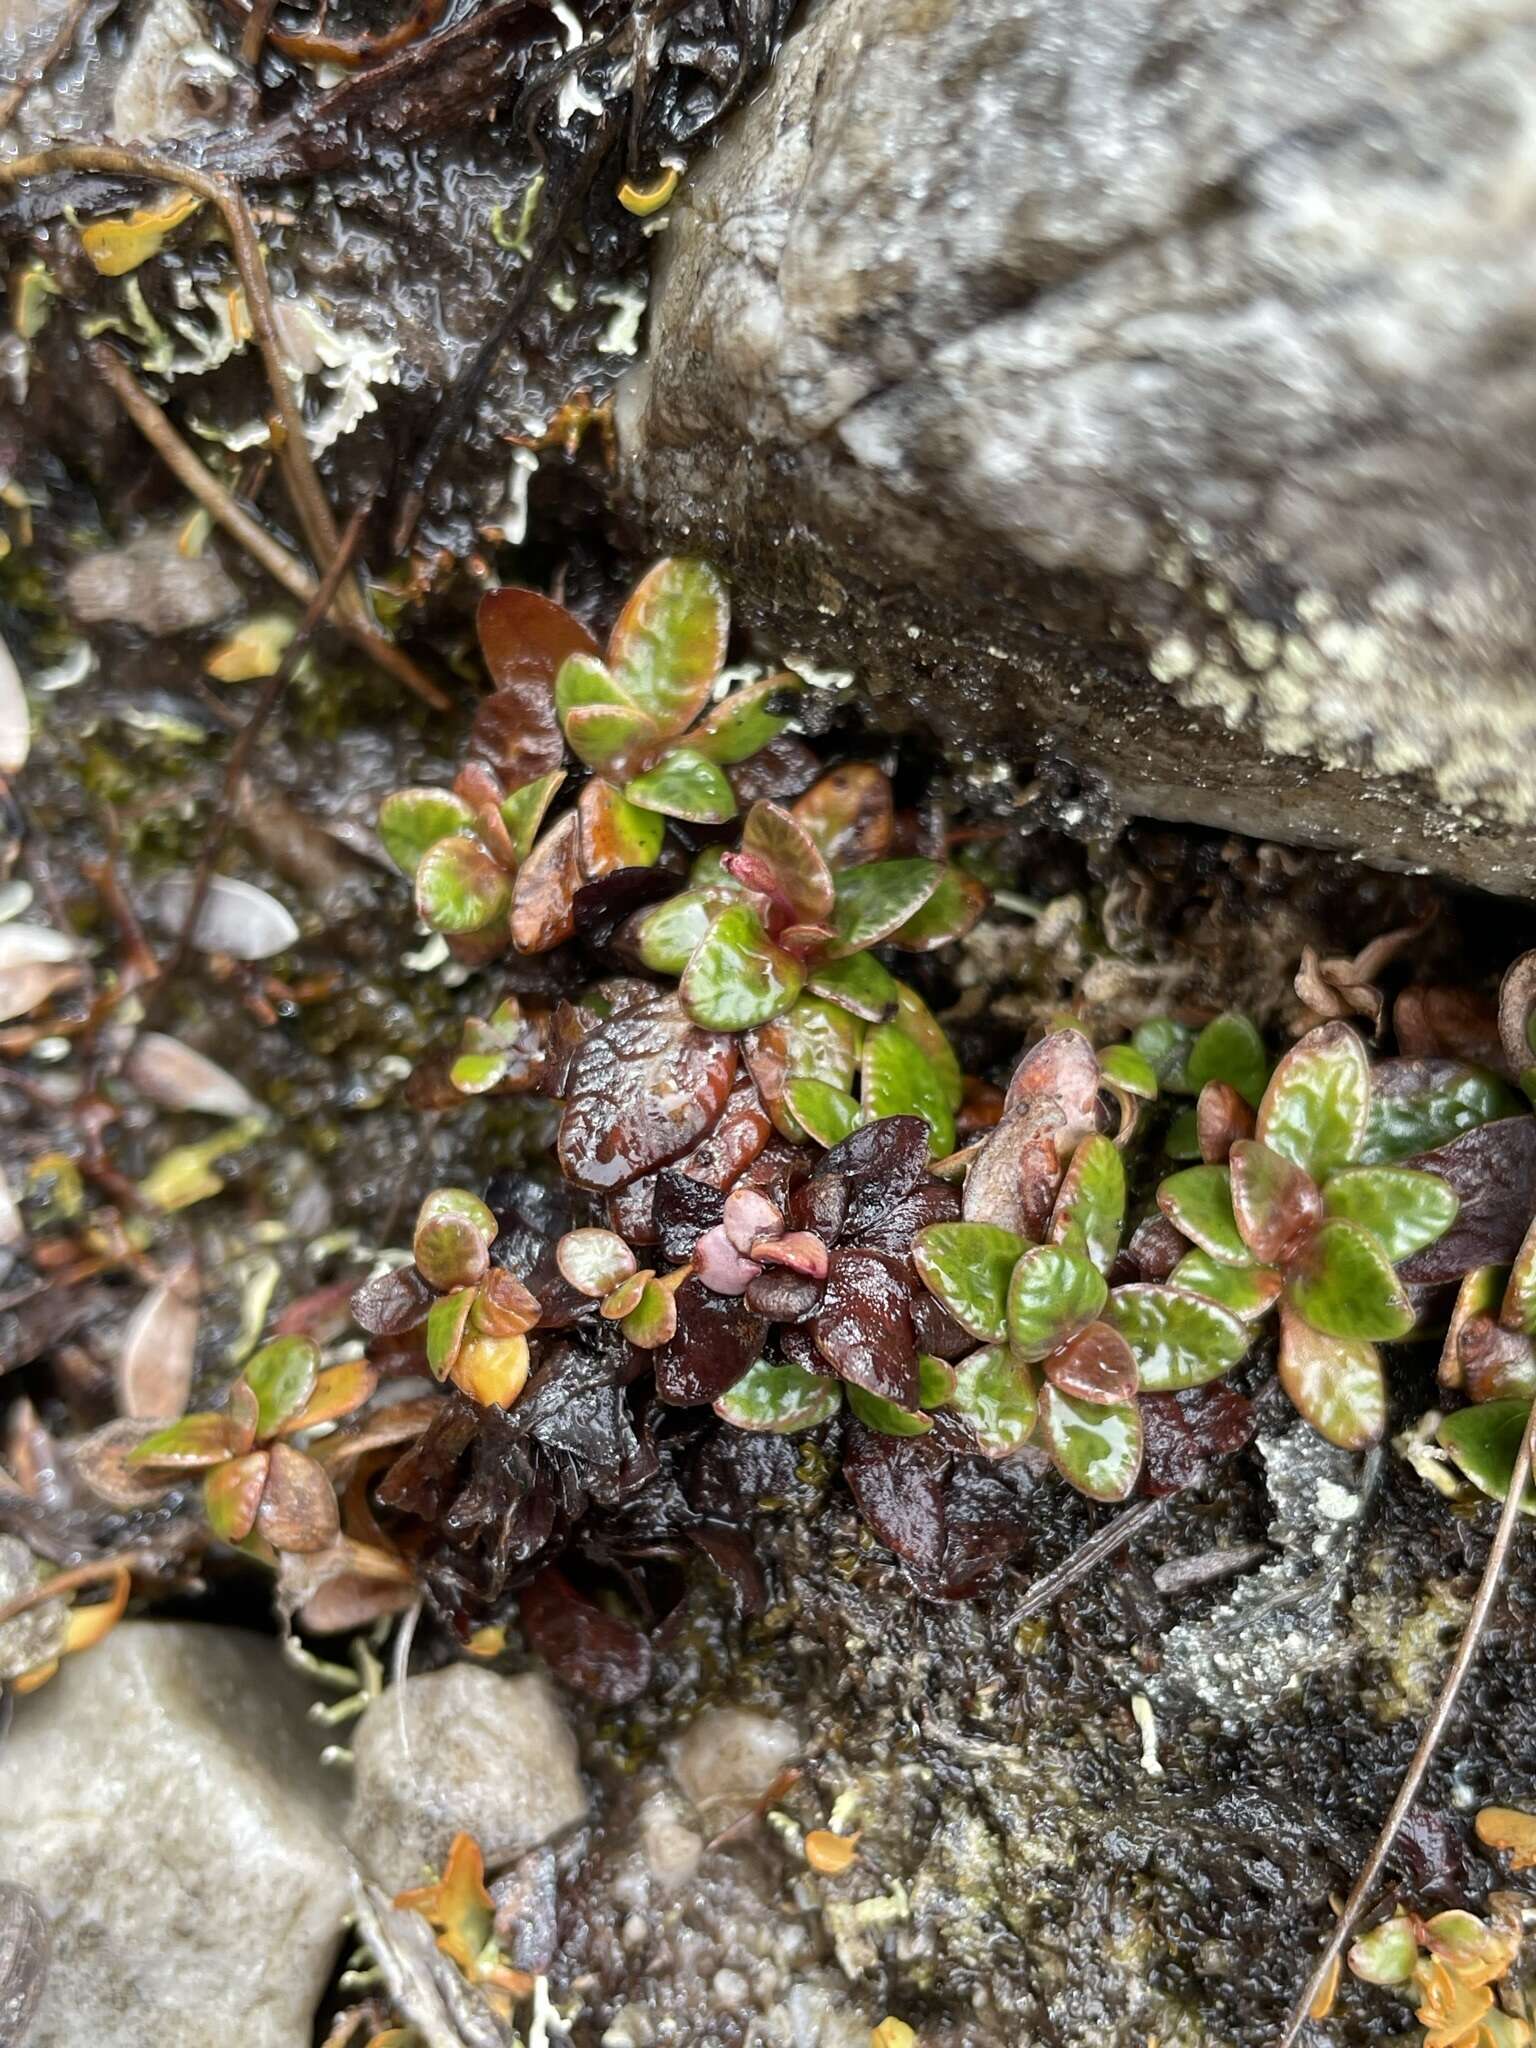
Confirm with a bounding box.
[1345,1899,1529,2047]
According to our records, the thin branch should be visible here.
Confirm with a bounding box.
[1277,1394,1536,2048]
[240,0,280,67]
[0,0,96,132]
[1007,1495,1166,1624]
[87,341,449,710]
[0,1551,153,1630]
[143,502,372,1028]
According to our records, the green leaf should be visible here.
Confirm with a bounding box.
[1256,1020,1369,1180]
[1169,1250,1281,1322]
[1104,1285,1248,1391]
[204,1451,268,1543]
[1099,1044,1160,1100]
[688,671,801,764]
[1347,1916,1419,1988]
[242,1334,320,1438]
[1323,1166,1460,1262]
[629,889,722,975]
[1048,1134,1125,1275]
[918,1354,956,1407]
[1360,1061,1525,1165]
[826,859,943,957]
[1438,1398,1536,1513]
[679,903,804,1031]
[742,801,834,923]
[1504,1217,1536,1338]
[1277,1307,1386,1448]
[783,993,863,1094]
[784,1077,864,1148]
[577,778,666,875]
[377,788,476,876]
[414,834,512,935]
[620,1277,680,1349]
[808,952,900,1021]
[414,1189,495,1291]
[1006,1246,1107,1364]
[1228,1139,1323,1265]
[846,1382,932,1436]
[130,1410,248,1470]
[888,864,988,951]
[1133,1018,1195,1091]
[449,1048,509,1095]
[555,650,639,718]
[499,770,565,864]
[912,1221,1028,1343]
[946,1345,1038,1457]
[1286,1219,1415,1342]
[715,1356,842,1432]
[1038,1384,1143,1500]
[1187,1013,1268,1109]
[625,746,737,823]
[1156,1164,1250,1266]
[861,1021,955,1157]
[562,700,656,771]
[1164,1106,1201,1159]
[891,982,963,1112]
[606,558,728,736]
[426,1288,474,1378]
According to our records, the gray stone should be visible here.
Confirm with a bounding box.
[344,1664,587,1890]
[64,526,239,635]
[0,1534,65,1683]
[621,0,1536,894]
[0,1621,349,2048]
[670,1705,800,1824]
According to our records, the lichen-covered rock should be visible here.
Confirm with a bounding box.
[622,0,1536,894]
[345,1664,588,1890]
[0,1621,349,2048]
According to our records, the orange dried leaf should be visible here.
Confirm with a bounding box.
[1477,1805,1536,1872]
[805,1828,861,1875]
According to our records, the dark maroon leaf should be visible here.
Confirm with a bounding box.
[518,1566,652,1704]
[1197,1080,1256,1165]
[819,1117,932,1236]
[813,1247,919,1406]
[911,1286,974,1361]
[788,1171,851,1242]
[1118,1213,1188,1285]
[653,1282,767,1404]
[466,687,564,790]
[1138,1384,1256,1496]
[349,1264,434,1337]
[379,1396,480,1519]
[744,1269,825,1321]
[859,1175,962,1254]
[930,1455,1039,1596]
[607,1175,660,1245]
[841,1423,951,1578]
[1397,1117,1536,1284]
[559,994,738,1192]
[687,1425,801,1519]
[689,1524,768,1615]
[676,1077,774,1190]
[653,1170,727,1262]
[727,734,822,807]
[573,866,680,948]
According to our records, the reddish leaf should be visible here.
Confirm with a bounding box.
[652,1281,766,1404]
[518,1566,652,1704]
[1229,1140,1323,1265]
[509,809,582,953]
[792,763,894,869]
[1397,1118,1536,1285]
[350,1265,434,1337]
[819,1117,932,1234]
[1198,1080,1256,1165]
[1043,1320,1139,1405]
[961,1103,1068,1240]
[255,1441,341,1553]
[1003,1028,1102,1122]
[558,994,738,1192]
[744,1269,825,1321]
[1138,1384,1256,1495]
[675,1078,773,1190]
[840,1423,949,1578]
[1458,1315,1536,1403]
[1394,985,1504,1070]
[813,1247,919,1407]
[479,585,598,692]
[1121,1214,1188,1284]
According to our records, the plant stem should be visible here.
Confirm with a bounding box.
[1007,1495,1165,1623]
[1277,1394,1536,2047]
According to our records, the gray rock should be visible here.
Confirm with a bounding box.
[670,1705,800,1825]
[0,1621,349,2048]
[622,0,1536,894]
[0,1534,65,1683]
[344,1664,588,1890]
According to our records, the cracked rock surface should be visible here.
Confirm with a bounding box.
[621,0,1536,893]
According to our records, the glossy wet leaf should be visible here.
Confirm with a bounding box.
[1104,1285,1248,1392]
[892,982,963,1112]
[826,859,942,957]
[1397,1117,1536,1286]
[846,1382,932,1435]
[1229,1139,1324,1265]
[1038,1384,1142,1500]
[785,1078,864,1148]
[1499,949,1536,1076]
[471,1268,542,1339]
[783,993,864,1094]
[1043,1319,1139,1404]
[1187,1013,1268,1109]
[1459,1315,1536,1405]
[1006,1245,1106,1363]
[715,1355,841,1431]
[378,788,476,876]
[1165,1106,1201,1159]
[1168,1249,1280,1321]
[918,1353,956,1405]
[204,1450,268,1542]
[808,951,901,1020]
[626,746,737,823]
[80,189,202,274]
[679,903,804,1031]
[509,808,581,952]
[242,1334,320,1438]
[1047,1134,1124,1274]
[862,1021,954,1156]
[517,1567,651,1705]
[1256,1021,1369,1180]
[1277,1305,1386,1448]
[414,1212,491,1294]
[1196,1080,1256,1164]
[349,1264,434,1337]
[814,1247,919,1406]
[1505,1215,1536,1337]
[742,800,834,922]
[946,1344,1038,1457]
[1438,1397,1536,1512]
[559,993,738,1192]
[478,582,598,692]
[561,690,656,772]
[415,833,511,935]
[425,1287,474,1377]
[499,769,566,864]
[1360,1057,1523,1165]
[688,673,799,769]
[1133,1018,1196,1090]
[889,864,988,951]
[1323,1165,1460,1261]
[1438,1264,1506,1389]
[619,1276,680,1349]
[1099,1044,1160,1100]
[557,1228,637,1299]
[1287,1219,1414,1341]
[279,1359,378,1435]
[654,1281,767,1404]
[449,1331,530,1407]
[912,1221,1027,1342]
[1157,1164,1248,1265]
[629,888,721,974]
[255,1441,340,1552]
[1348,1915,1419,1987]
[793,763,894,869]
[606,557,728,735]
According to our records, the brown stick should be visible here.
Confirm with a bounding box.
[87,342,449,710]
[0,0,95,132]
[240,0,280,67]
[0,1551,154,1630]
[1276,1394,1536,2046]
